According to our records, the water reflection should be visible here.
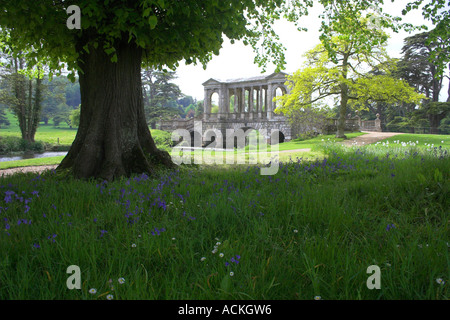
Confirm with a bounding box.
[0,151,67,162]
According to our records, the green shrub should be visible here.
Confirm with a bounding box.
[0,136,45,153]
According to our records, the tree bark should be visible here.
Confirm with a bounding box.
[11,57,41,143]
[13,57,27,141]
[30,69,43,142]
[57,35,174,180]
[447,64,450,102]
[336,52,349,139]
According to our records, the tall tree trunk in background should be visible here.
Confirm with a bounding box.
[30,68,43,142]
[13,57,27,141]
[26,77,33,141]
[58,35,174,181]
[336,52,349,139]
[10,57,43,143]
[447,64,450,102]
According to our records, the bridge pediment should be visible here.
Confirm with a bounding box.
[265,72,289,82]
[202,78,222,86]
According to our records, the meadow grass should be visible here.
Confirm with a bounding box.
[0,135,448,300]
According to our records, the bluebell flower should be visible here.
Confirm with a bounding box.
[386,224,396,231]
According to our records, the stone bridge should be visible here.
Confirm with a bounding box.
[158,72,295,146]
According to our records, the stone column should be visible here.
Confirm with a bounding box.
[203,88,210,121]
[267,84,273,120]
[264,87,267,116]
[241,87,246,119]
[234,88,238,114]
[375,113,382,132]
[258,86,263,119]
[248,87,254,120]
[218,85,228,119]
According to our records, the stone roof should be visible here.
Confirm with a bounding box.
[202,72,289,86]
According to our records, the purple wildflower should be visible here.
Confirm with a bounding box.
[386,224,396,231]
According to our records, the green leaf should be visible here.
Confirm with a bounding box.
[220,275,231,292]
[148,16,158,29]
[143,8,152,17]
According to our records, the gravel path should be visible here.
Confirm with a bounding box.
[339,131,404,147]
[0,165,58,178]
[0,132,404,177]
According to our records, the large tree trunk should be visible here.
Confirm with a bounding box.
[336,90,348,139]
[336,52,349,139]
[57,35,174,180]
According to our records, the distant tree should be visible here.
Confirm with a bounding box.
[70,105,81,127]
[0,52,44,142]
[0,106,10,127]
[439,114,450,133]
[194,101,204,118]
[53,102,72,127]
[397,31,450,133]
[65,80,81,108]
[177,96,195,109]
[398,31,447,102]
[417,101,450,134]
[276,21,424,138]
[184,104,196,118]
[142,67,183,127]
[40,76,68,125]
[403,0,450,76]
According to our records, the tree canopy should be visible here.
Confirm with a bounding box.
[276,14,425,138]
[403,0,450,76]
[0,1,314,77]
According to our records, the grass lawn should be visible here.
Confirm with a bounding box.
[0,132,448,300]
[0,111,77,145]
[0,156,65,169]
[377,133,449,148]
[275,132,366,151]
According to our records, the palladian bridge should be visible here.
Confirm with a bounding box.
[158,72,294,147]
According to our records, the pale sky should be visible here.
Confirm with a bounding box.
[173,2,448,102]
